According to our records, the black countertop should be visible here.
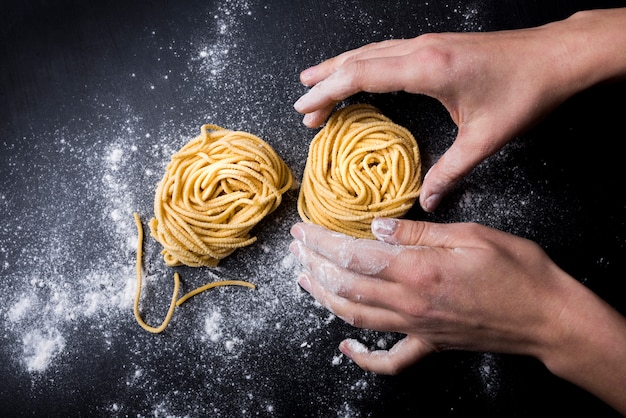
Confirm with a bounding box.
[2,1,626,416]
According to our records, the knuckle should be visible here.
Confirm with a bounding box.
[385,361,403,376]
[406,35,456,91]
[398,269,440,318]
[403,299,430,320]
[341,238,394,276]
[334,282,352,299]
[346,311,364,328]
[404,221,429,244]
[337,238,362,269]
[346,60,367,90]
[413,33,453,65]
[331,59,367,95]
[416,32,445,45]
[315,262,342,293]
[338,244,357,270]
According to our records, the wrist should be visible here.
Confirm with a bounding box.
[552,9,626,93]
[536,275,626,413]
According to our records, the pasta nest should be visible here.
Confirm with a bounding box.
[150,124,293,267]
[298,104,422,238]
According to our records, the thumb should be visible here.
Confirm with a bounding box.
[339,335,432,375]
[419,127,505,212]
[372,218,464,248]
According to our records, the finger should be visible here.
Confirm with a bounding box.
[291,239,407,307]
[339,335,432,375]
[294,55,416,115]
[291,222,404,276]
[297,270,412,333]
[419,127,508,212]
[299,39,411,87]
[301,103,336,128]
[291,240,374,297]
[292,222,458,286]
[371,218,490,249]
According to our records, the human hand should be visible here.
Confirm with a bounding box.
[291,9,626,412]
[294,23,584,212]
[289,218,574,375]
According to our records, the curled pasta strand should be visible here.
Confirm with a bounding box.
[298,104,422,238]
[175,280,256,306]
[133,212,180,334]
[133,212,256,334]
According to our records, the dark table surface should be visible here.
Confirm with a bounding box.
[2,0,626,417]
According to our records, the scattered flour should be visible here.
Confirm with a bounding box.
[203,310,224,342]
[0,0,524,416]
[477,353,502,398]
[21,329,66,373]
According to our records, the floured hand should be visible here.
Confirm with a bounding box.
[290,218,577,374]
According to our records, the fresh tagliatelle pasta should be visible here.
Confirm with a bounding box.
[150,124,293,267]
[298,104,422,238]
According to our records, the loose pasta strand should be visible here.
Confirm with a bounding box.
[133,212,180,334]
[176,280,256,306]
[133,212,256,334]
[298,104,422,238]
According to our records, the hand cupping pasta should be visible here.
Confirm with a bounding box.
[298,104,422,238]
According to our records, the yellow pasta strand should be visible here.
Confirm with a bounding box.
[133,212,256,334]
[150,124,293,267]
[176,280,257,306]
[133,212,180,334]
[298,104,422,238]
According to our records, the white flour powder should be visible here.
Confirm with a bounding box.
[0,1,514,416]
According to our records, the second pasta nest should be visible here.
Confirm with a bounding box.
[298,103,422,238]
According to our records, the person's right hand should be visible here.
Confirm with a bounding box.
[294,14,599,212]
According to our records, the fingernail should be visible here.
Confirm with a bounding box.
[302,113,315,126]
[298,273,312,292]
[338,340,352,357]
[300,68,316,86]
[290,223,304,241]
[371,218,398,240]
[294,94,310,112]
[423,193,441,213]
[340,338,368,356]
[289,240,300,257]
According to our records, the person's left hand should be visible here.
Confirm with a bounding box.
[289,218,575,374]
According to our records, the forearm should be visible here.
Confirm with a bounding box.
[536,12,626,412]
[553,8,626,94]
[538,276,626,415]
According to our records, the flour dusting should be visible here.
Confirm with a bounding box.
[21,329,66,373]
[0,0,536,416]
